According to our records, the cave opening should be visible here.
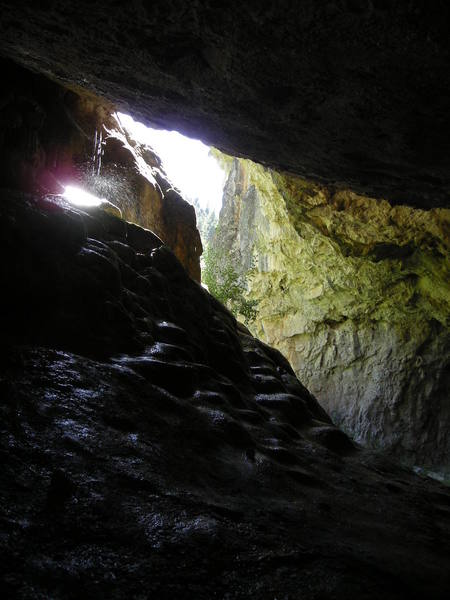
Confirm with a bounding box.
[113,112,227,288]
[113,112,256,319]
[1,4,450,594]
[0,53,447,478]
[116,112,225,217]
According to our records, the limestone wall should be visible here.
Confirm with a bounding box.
[213,154,450,472]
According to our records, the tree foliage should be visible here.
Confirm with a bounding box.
[192,199,259,324]
[202,234,258,325]
[190,198,217,246]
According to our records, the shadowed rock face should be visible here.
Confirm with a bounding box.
[1,2,450,208]
[1,192,449,599]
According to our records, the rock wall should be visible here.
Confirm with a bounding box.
[85,122,202,281]
[0,59,201,280]
[1,189,450,599]
[213,155,450,473]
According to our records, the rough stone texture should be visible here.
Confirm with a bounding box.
[1,190,450,599]
[0,58,201,280]
[86,121,202,281]
[212,155,450,473]
[1,2,450,208]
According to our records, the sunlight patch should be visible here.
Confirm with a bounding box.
[63,185,105,207]
[117,113,225,214]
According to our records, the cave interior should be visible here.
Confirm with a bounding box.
[0,2,449,599]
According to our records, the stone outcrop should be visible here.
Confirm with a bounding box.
[1,2,450,208]
[86,122,202,281]
[1,190,450,599]
[0,59,201,280]
[212,155,450,473]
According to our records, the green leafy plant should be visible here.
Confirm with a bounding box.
[202,238,258,325]
[192,201,259,324]
[190,198,218,246]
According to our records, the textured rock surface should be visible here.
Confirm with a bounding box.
[1,191,450,599]
[86,120,202,280]
[0,58,201,280]
[1,2,450,207]
[212,155,450,473]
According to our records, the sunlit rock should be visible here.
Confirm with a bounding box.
[86,120,203,281]
[212,153,450,473]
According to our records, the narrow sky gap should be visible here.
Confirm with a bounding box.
[117,113,225,215]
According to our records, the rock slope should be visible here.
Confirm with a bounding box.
[1,191,449,598]
[212,155,450,473]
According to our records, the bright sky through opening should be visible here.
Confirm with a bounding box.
[117,113,225,214]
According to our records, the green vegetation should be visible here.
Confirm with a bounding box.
[192,198,258,325]
[202,242,259,325]
[191,199,217,246]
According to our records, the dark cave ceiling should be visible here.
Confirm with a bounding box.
[1,1,450,209]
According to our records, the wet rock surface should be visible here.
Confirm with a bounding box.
[211,155,450,474]
[1,2,450,207]
[1,192,450,598]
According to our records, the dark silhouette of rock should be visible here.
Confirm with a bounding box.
[0,192,449,599]
[1,2,450,207]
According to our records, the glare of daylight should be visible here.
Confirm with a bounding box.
[117,113,225,215]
